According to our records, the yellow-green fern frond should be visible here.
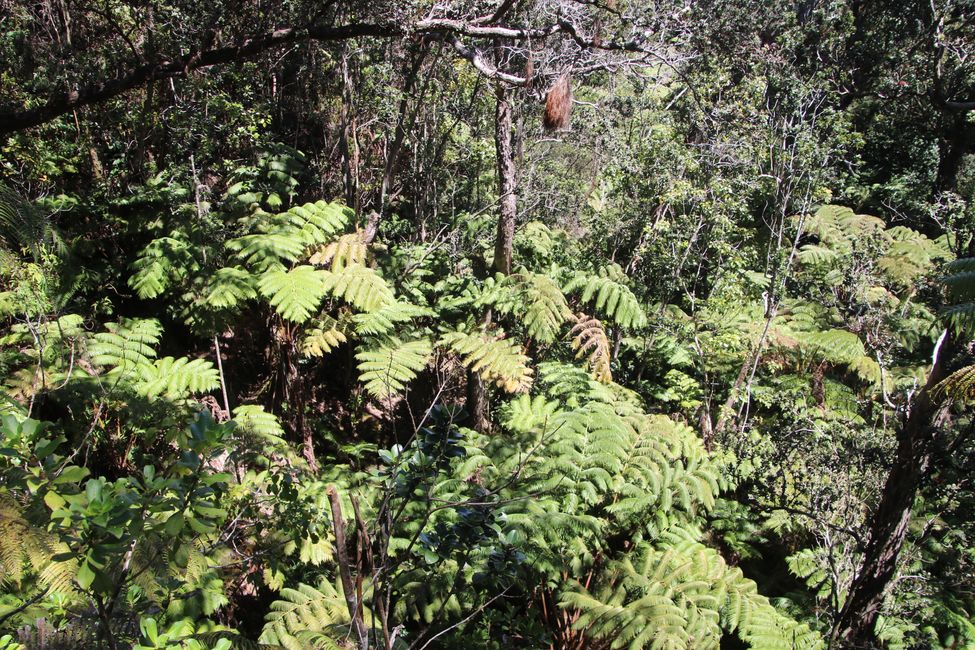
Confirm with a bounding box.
[301,316,349,357]
[232,405,287,446]
[570,315,612,383]
[934,365,975,403]
[352,301,434,336]
[439,330,533,393]
[310,232,368,270]
[321,264,394,313]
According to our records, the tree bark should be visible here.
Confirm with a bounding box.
[465,78,517,431]
[328,485,369,650]
[493,82,516,275]
[832,331,954,646]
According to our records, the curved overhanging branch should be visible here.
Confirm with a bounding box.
[0,22,394,135]
[0,17,569,135]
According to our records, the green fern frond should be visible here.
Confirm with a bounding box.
[944,270,975,302]
[89,319,163,372]
[564,264,647,330]
[0,183,61,258]
[944,303,975,336]
[799,329,865,365]
[356,337,432,398]
[321,264,394,313]
[232,405,286,445]
[258,266,329,323]
[352,301,433,336]
[439,330,533,393]
[281,201,351,246]
[129,237,195,299]
[301,316,349,357]
[570,315,612,383]
[933,365,975,403]
[203,267,258,309]
[134,357,220,399]
[487,271,572,343]
[226,232,305,272]
[0,492,78,596]
[259,577,359,650]
[310,232,368,270]
[560,535,824,650]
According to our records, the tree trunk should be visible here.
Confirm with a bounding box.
[493,82,516,275]
[832,331,954,646]
[465,81,516,431]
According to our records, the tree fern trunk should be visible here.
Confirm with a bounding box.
[833,331,954,645]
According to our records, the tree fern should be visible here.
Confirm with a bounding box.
[564,264,648,330]
[310,231,368,270]
[231,405,287,446]
[88,319,163,372]
[570,314,613,383]
[321,264,394,313]
[0,183,61,258]
[352,300,434,336]
[356,337,432,398]
[133,357,220,399]
[259,577,359,650]
[560,533,824,650]
[226,231,307,272]
[257,265,329,323]
[226,201,350,272]
[203,267,258,310]
[301,316,349,358]
[129,236,195,299]
[0,492,78,597]
[482,271,572,343]
[439,329,533,393]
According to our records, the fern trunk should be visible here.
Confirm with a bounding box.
[832,331,954,646]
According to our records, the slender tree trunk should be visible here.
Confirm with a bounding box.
[493,82,516,275]
[328,486,369,650]
[339,48,360,212]
[832,331,954,646]
[466,80,517,431]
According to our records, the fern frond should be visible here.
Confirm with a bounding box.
[564,264,647,329]
[232,405,286,445]
[301,316,349,358]
[0,492,78,596]
[352,301,434,336]
[310,232,368,270]
[439,330,533,393]
[282,201,351,246]
[491,271,572,343]
[0,183,61,257]
[134,357,220,399]
[259,578,359,650]
[128,237,195,299]
[934,365,975,403]
[570,315,612,383]
[89,319,163,372]
[321,264,394,313]
[204,267,258,309]
[226,232,305,272]
[355,337,432,398]
[258,266,329,323]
